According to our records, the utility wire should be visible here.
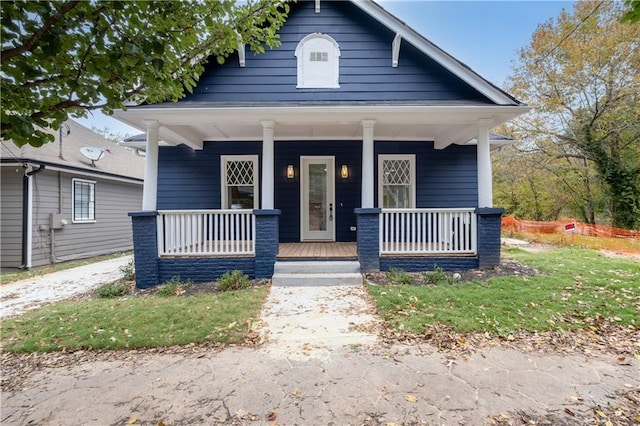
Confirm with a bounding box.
[534,0,605,67]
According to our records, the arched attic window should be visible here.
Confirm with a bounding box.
[295,33,340,88]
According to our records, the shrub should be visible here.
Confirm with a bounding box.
[387,268,413,285]
[217,270,251,292]
[156,276,191,297]
[422,266,454,285]
[97,282,127,298]
[119,261,135,281]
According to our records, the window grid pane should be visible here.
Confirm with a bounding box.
[226,160,254,185]
[223,158,257,209]
[381,158,412,208]
[309,51,328,62]
[73,181,95,221]
[383,159,411,185]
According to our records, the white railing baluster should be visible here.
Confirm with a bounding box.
[156,210,255,257]
[380,208,476,255]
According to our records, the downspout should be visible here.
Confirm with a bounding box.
[22,164,46,269]
[50,171,63,264]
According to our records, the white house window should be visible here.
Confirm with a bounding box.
[309,51,328,62]
[221,155,259,209]
[72,178,96,222]
[295,33,340,88]
[378,155,416,208]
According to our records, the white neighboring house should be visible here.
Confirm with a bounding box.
[1,120,145,269]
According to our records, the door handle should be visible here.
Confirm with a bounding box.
[329,203,333,221]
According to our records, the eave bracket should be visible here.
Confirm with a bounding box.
[392,33,402,67]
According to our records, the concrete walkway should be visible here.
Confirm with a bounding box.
[260,285,380,360]
[0,255,132,318]
[2,280,638,425]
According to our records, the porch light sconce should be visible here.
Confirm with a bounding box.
[287,164,295,179]
[340,164,349,179]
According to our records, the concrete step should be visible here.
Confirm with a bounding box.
[271,272,363,287]
[274,260,361,275]
[272,261,363,287]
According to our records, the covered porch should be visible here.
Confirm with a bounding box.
[118,106,519,288]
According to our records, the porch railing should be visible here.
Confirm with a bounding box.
[157,210,255,256]
[380,208,477,255]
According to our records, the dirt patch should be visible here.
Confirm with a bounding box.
[82,278,270,299]
[600,249,640,261]
[366,258,539,287]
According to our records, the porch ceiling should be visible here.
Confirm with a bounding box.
[113,105,529,150]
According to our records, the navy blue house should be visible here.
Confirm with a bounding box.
[115,0,529,288]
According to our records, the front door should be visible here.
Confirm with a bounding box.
[301,156,335,241]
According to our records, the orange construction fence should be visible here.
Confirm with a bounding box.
[501,217,640,240]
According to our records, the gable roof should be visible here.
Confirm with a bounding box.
[113,0,529,150]
[0,120,145,182]
[351,1,521,106]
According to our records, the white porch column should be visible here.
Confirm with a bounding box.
[477,119,493,208]
[261,120,275,210]
[142,120,159,211]
[361,119,376,208]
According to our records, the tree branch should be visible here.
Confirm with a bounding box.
[1,1,80,63]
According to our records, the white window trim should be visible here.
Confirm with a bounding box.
[378,154,416,208]
[71,178,96,223]
[221,155,259,209]
[295,33,340,89]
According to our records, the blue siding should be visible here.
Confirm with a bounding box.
[157,142,261,210]
[375,142,478,208]
[182,1,490,104]
[275,141,361,242]
[157,140,477,234]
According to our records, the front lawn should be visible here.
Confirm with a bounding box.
[367,248,639,339]
[1,287,266,353]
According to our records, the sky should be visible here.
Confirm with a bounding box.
[77,0,575,136]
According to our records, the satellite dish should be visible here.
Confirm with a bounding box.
[80,147,105,167]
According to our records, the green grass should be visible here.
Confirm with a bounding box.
[0,251,131,285]
[1,287,266,353]
[367,248,639,336]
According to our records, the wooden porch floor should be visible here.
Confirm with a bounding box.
[278,242,357,259]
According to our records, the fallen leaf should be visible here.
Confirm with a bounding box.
[157,422,166,426]
[595,409,607,418]
[499,412,510,419]
[617,356,632,365]
[128,418,138,424]
[404,394,417,403]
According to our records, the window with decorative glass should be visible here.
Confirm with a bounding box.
[378,155,415,208]
[221,155,259,209]
[72,178,96,222]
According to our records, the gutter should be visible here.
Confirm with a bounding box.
[1,159,143,185]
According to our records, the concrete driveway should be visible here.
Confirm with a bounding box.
[0,255,132,318]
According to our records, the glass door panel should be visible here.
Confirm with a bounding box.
[301,157,335,241]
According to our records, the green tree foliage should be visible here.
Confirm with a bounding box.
[508,1,640,229]
[493,144,608,223]
[621,0,640,23]
[1,0,290,147]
